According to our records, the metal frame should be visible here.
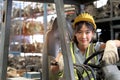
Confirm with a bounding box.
[54,0,75,79]
[0,0,96,80]
[42,0,75,79]
[14,0,96,5]
[1,0,120,80]
[0,0,12,80]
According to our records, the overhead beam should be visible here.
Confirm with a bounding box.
[14,0,96,5]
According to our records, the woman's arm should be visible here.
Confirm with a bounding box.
[113,40,120,47]
[102,40,120,64]
[99,40,120,50]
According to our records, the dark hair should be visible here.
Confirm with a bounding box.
[73,21,95,45]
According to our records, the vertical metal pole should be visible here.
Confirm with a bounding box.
[43,3,48,33]
[54,0,75,80]
[80,4,85,13]
[42,3,49,80]
[110,0,113,39]
[0,0,3,28]
[0,0,12,80]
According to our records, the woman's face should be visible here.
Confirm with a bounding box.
[75,24,94,47]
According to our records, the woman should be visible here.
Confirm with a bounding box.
[50,13,120,80]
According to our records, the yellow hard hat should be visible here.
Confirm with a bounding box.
[73,13,96,29]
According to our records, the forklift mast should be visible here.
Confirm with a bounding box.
[0,0,92,80]
[1,0,120,80]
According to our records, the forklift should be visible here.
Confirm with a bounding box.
[0,0,120,80]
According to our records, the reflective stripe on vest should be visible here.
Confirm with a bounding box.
[59,42,79,79]
[70,42,79,80]
[70,42,97,80]
[86,43,97,64]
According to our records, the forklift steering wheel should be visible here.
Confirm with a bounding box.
[84,50,104,68]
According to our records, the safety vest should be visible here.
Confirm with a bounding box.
[70,42,97,80]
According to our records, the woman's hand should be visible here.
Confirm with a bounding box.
[102,40,119,64]
[50,52,64,74]
[50,62,60,74]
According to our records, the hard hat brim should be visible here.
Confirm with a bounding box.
[73,18,96,29]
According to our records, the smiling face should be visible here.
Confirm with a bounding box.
[75,24,94,47]
[74,21,95,48]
